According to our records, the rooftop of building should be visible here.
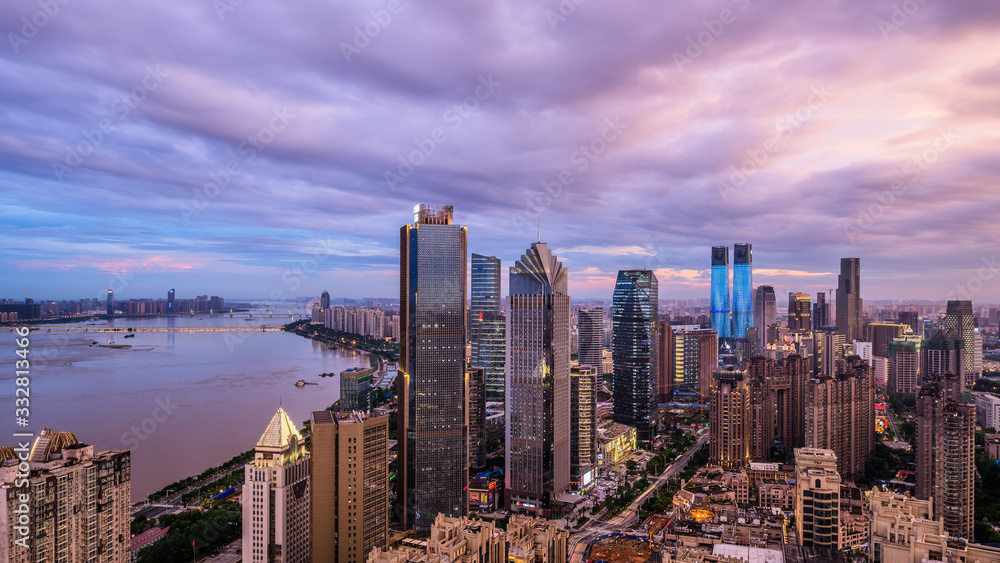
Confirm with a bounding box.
[256,407,302,449]
[586,534,656,563]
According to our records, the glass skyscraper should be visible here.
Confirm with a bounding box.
[711,246,731,339]
[470,253,506,402]
[612,269,659,441]
[577,308,604,372]
[945,300,977,389]
[753,285,776,348]
[731,243,753,340]
[398,204,468,531]
[506,242,570,514]
[836,257,863,343]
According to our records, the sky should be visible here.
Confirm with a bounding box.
[1,0,999,304]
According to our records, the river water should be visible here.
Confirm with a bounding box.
[0,311,363,502]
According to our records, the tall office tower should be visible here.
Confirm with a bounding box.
[945,300,977,389]
[167,288,175,313]
[803,356,875,480]
[795,448,842,549]
[0,429,130,562]
[888,333,922,394]
[709,367,749,469]
[320,290,330,310]
[921,330,965,381]
[732,243,753,340]
[106,289,114,315]
[813,291,828,329]
[612,269,659,441]
[244,408,310,563]
[788,293,812,332]
[673,327,719,399]
[468,367,487,470]
[339,367,374,413]
[577,308,604,372]
[656,321,675,402]
[916,374,975,540]
[754,285,777,348]
[398,204,468,530]
[869,323,909,358]
[836,258,863,343]
[898,311,919,334]
[311,410,390,563]
[506,242,570,514]
[710,246,732,339]
[470,253,507,402]
[570,366,597,490]
[814,329,845,378]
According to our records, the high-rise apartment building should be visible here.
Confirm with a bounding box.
[916,373,975,540]
[710,246,731,339]
[788,293,812,332]
[468,366,487,470]
[577,308,604,372]
[672,327,718,400]
[814,329,845,379]
[656,320,675,402]
[570,366,597,490]
[795,448,841,549]
[754,285,777,348]
[732,243,753,340]
[612,269,659,441]
[244,408,310,563]
[888,333,922,394]
[0,429,130,562]
[709,367,749,469]
[398,204,468,531]
[870,323,909,358]
[311,410,389,562]
[470,253,506,402]
[321,290,330,310]
[836,258,863,343]
[803,356,875,480]
[897,310,919,334]
[506,242,570,513]
[945,300,978,389]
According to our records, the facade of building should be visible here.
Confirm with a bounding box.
[975,393,1000,430]
[794,448,841,550]
[888,334,922,394]
[657,320,675,402]
[468,367,487,470]
[803,356,875,480]
[731,244,753,341]
[836,258,863,343]
[922,330,965,385]
[578,308,604,373]
[788,293,812,332]
[672,327,718,400]
[244,408,310,563]
[870,323,909,358]
[945,300,977,389]
[754,286,777,349]
[612,269,659,441]
[711,246,731,340]
[916,373,975,540]
[470,253,506,403]
[506,242,570,513]
[597,422,637,467]
[311,410,390,563]
[570,367,597,490]
[710,367,749,469]
[0,429,130,563]
[398,204,468,530]
[340,367,374,413]
[814,291,830,329]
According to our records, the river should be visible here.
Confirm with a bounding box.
[0,311,364,503]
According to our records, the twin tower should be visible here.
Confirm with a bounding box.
[710,243,753,340]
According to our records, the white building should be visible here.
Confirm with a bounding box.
[243,408,311,563]
[975,393,1000,430]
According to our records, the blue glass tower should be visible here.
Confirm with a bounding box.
[710,246,731,339]
[732,243,753,340]
[612,269,659,442]
[470,253,506,402]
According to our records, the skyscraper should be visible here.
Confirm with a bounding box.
[612,269,659,441]
[167,288,175,313]
[320,290,330,310]
[468,366,487,470]
[570,366,597,490]
[788,293,811,332]
[869,322,909,358]
[921,329,965,381]
[813,291,828,329]
[577,308,604,372]
[710,246,731,339]
[106,289,114,316]
[339,367,374,413]
[916,373,975,540]
[506,242,570,514]
[672,327,718,400]
[731,243,753,340]
[753,285,776,348]
[795,448,842,549]
[803,356,875,480]
[470,253,507,403]
[945,300,977,389]
[0,429,130,562]
[311,410,390,563]
[398,204,468,531]
[656,320,675,402]
[888,335,921,394]
[836,258,863,343]
[709,366,749,469]
[244,408,310,563]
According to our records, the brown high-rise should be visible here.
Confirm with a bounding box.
[741,355,809,459]
[803,356,874,480]
[310,410,390,563]
[656,320,675,402]
[916,373,975,540]
[788,293,812,332]
[709,367,749,469]
[836,258,863,343]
